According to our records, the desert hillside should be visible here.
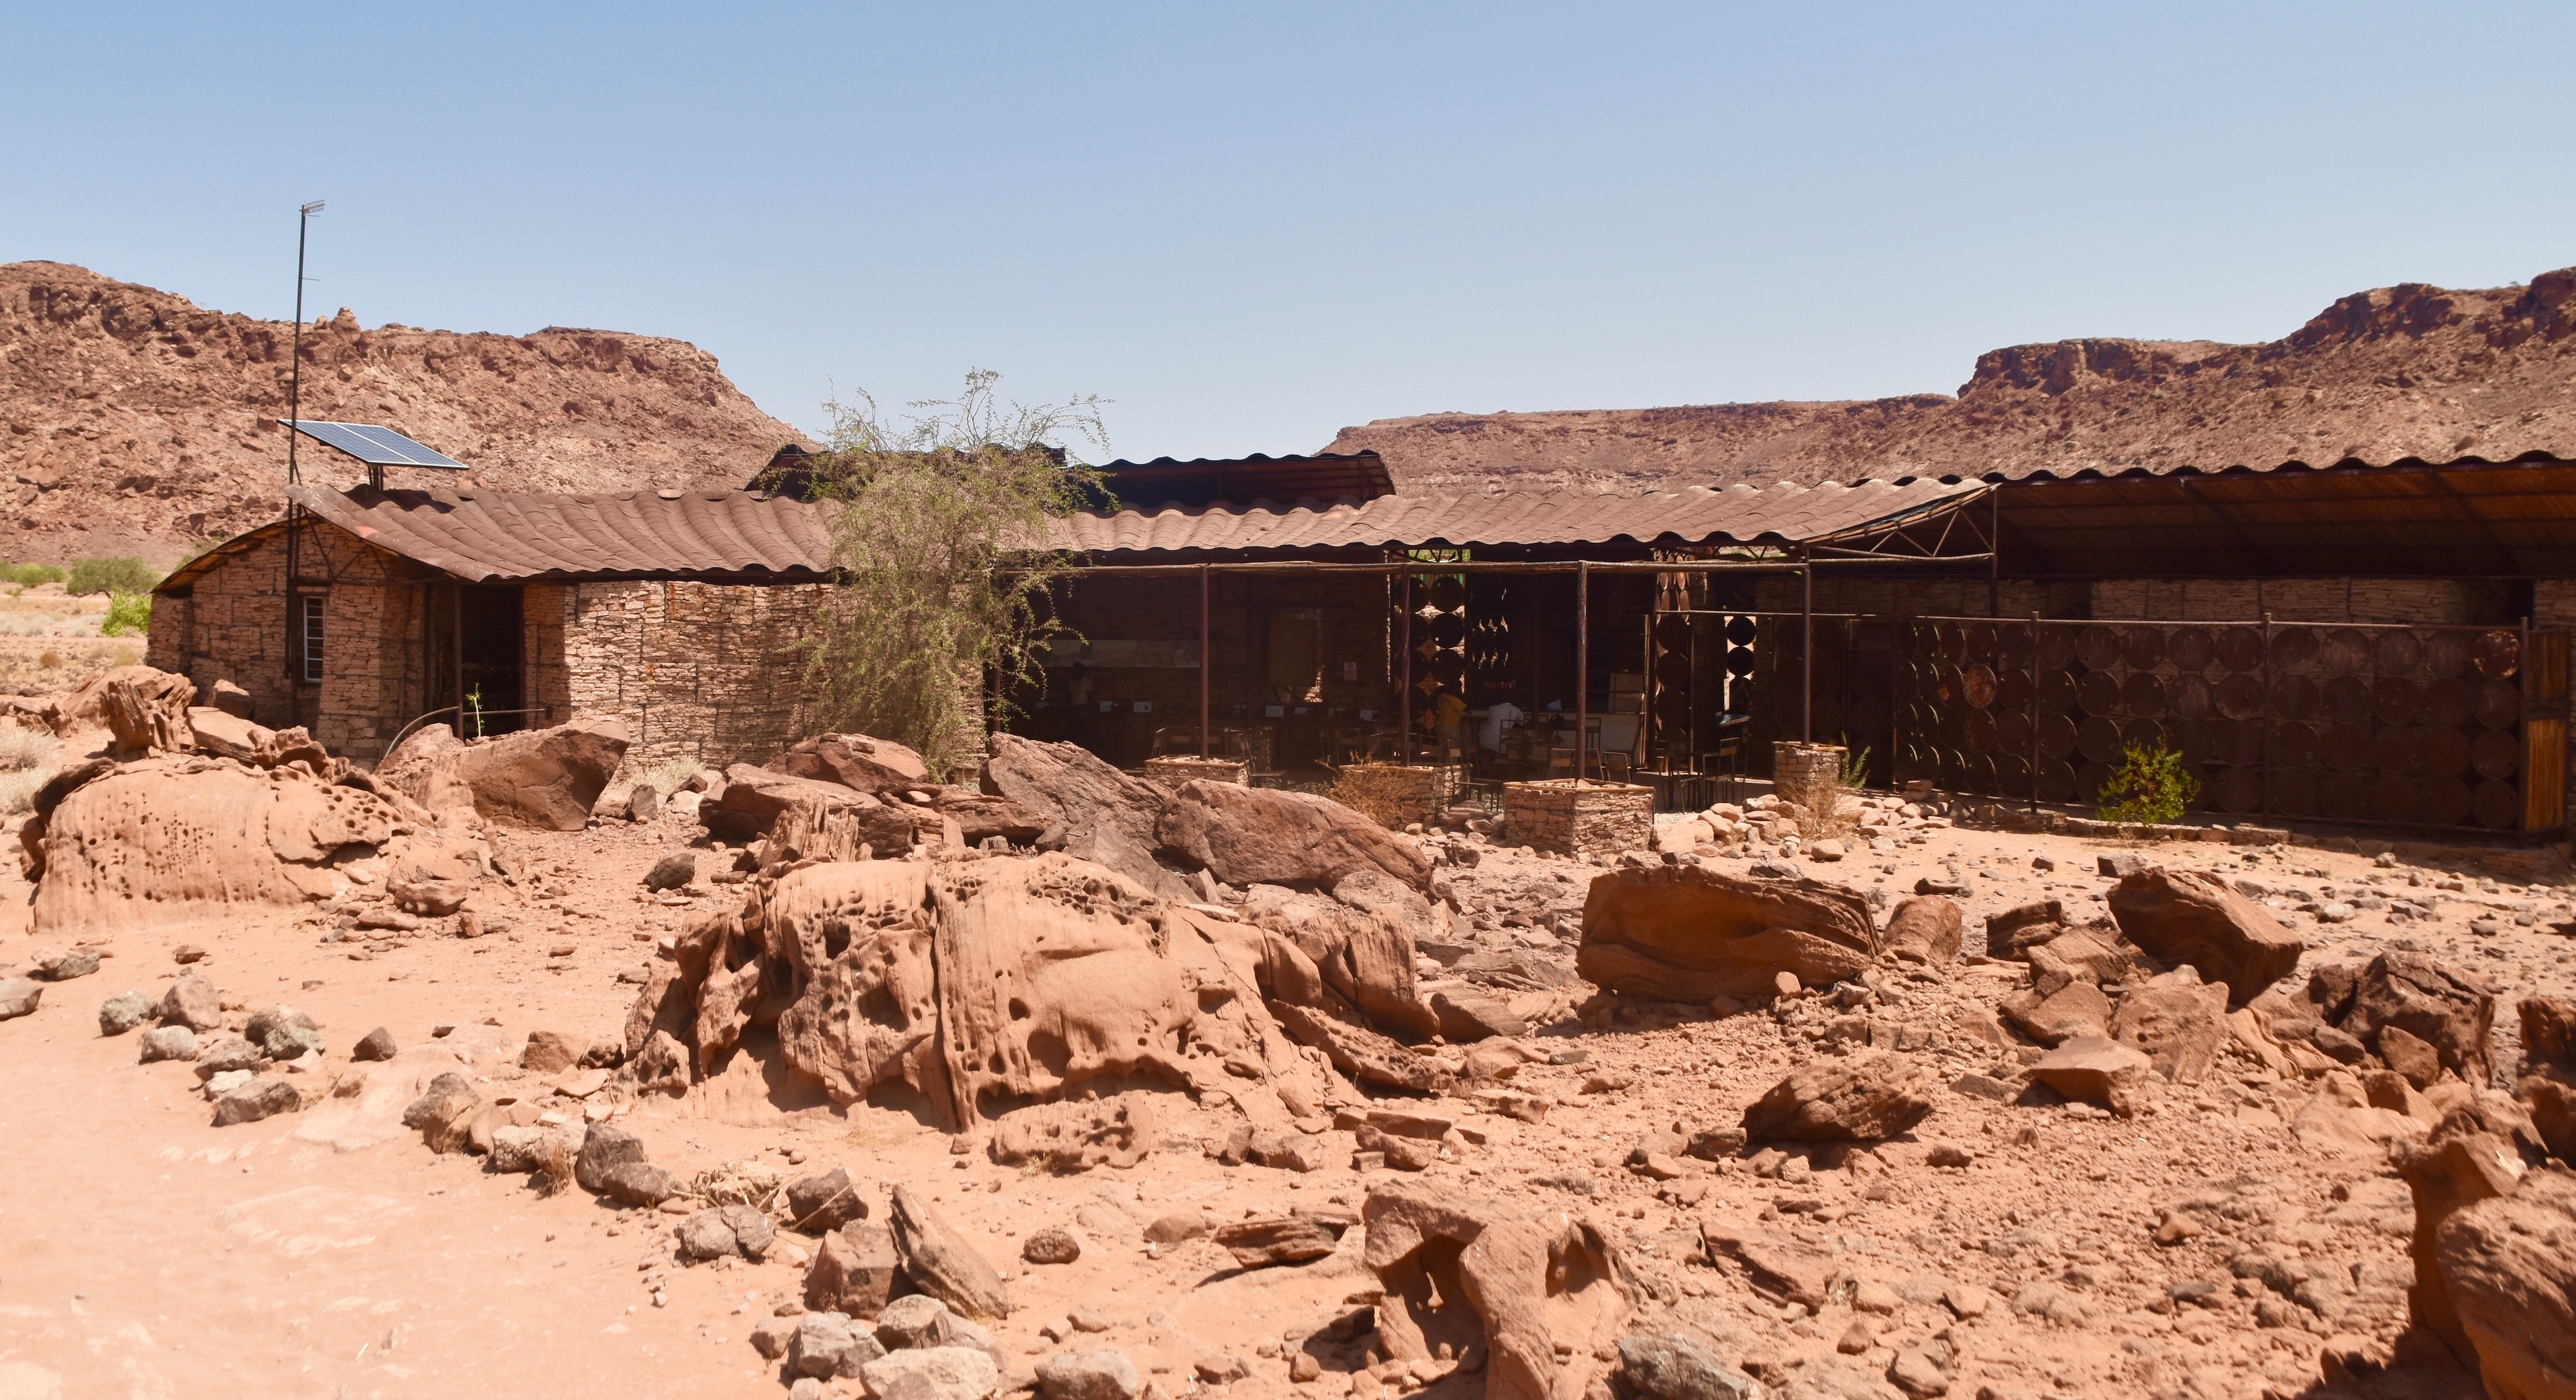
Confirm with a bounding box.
[1327,269,2576,493]
[0,261,804,563]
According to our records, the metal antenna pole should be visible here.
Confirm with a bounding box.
[287,200,323,484]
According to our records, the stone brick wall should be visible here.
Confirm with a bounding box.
[527,578,828,770]
[1504,779,1652,855]
[147,524,440,760]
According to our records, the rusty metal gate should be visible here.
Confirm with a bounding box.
[1893,616,2569,833]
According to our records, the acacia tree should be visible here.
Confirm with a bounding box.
[795,370,1109,781]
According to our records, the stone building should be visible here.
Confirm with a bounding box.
[148,484,836,766]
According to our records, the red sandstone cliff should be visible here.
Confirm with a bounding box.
[1325,269,2576,494]
[0,261,803,562]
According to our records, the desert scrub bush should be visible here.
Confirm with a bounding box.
[799,369,1110,782]
[2097,742,2201,826]
[100,592,151,637]
[1329,762,1436,829]
[1,562,65,587]
[0,726,60,815]
[66,556,159,597]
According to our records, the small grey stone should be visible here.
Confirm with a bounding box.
[643,852,696,892]
[193,1035,270,1079]
[158,972,223,1032]
[600,1161,682,1207]
[626,784,663,823]
[574,1121,648,1193]
[858,1346,1000,1400]
[399,1072,473,1128]
[1193,1354,1250,1385]
[99,990,158,1036]
[137,1025,200,1062]
[202,1068,255,1098]
[213,1077,303,1126]
[791,1310,885,1379]
[876,1292,954,1350]
[351,1026,398,1061]
[786,1166,863,1231]
[676,1203,773,1262]
[38,951,100,981]
[1038,1349,1142,1400]
[0,978,39,1021]
[1616,1333,1760,1400]
[244,1005,320,1058]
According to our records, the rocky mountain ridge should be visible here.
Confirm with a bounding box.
[0,261,804,562]
[1326,267,2576,495]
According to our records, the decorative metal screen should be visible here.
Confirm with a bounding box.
[1895,617,2568,833]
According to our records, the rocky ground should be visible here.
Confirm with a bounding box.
[3,723,2573,1400]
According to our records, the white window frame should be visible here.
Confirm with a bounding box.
[300,594,325,683]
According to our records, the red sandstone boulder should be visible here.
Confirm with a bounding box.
[1741,1051,1935,1143]
[981,733,1184,897]
[772,733,933,793]
[1882,895,1962,965]
[1362,1180,1635,1400]
[1156,779,1432,894]
[2105,867,2303,1006]
[30,756,400,936]
[2344,951,2498,1086]
[2434,1164,2576,1400]
[2029,1036,2158,1117]
[102,668,196,756]
[1576,864,1879,1001]
[396,719,628,831]
[702,763,912,851]
[2107,968,2230,1084]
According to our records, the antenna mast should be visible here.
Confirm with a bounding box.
[287,200,324,485]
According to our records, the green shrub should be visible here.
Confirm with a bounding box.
[2097,742,2200,826]
[0,563,65,587]
[67,557,160,596]
[100,592,152,638]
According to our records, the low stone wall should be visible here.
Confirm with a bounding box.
[1504,780,1652,856]
[1144,756,1249,788]
[1329,763,1451,829]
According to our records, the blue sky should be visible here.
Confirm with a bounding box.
[8,3,2571,461]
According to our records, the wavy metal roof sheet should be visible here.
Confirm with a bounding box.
[1048,478,1979,555]
[284,484,842,582]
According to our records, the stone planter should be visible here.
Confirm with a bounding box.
[1144,756,1250,789]
[1329,763,1451,829]
[1503,779,1653,856]
[1772,742,1846,824]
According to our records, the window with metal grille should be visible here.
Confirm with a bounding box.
[300,594,325,683]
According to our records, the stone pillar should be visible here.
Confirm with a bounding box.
[1773,741,1845,824]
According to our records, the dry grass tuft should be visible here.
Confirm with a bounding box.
[1329,763,1433,830]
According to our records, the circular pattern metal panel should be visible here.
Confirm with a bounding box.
[1727,647,1757,679]
[2473,630,2522,679]
[2121,672,2168,717]
[2038,670,2078,714]
[2322,676,2371,726]
[2269,627,2319,670]
[2266,767,2318,817]
[1962,665,1998,708]
[2077,761,2116,806]
[2076,671,2123,716]
[2212,766,2262,813]
[2374,677,2423,727]
[2216,672,2265,720]
[2215,629,2264,672]
[1725,616,1758,647]
[2422,677,2473,728]
[2038,758,2078,801]
[2272,675,2321,722]
[1998,627,2035,668]
[2170,673,2214,721]
[2423,630,2472,679]
[2423,775,2474,826]
[1653,614,1692,649]
[2121,719,2166,757]
[2470,728,2520,780]
[2474,779,2520,829]
[2421,727,2472,778]
[2375,630,2423,674]
[2372,773,2421,822]
[2268,723,2320,770]
[1963,708,1998,753]
[1654,651,1691,688]
[2121,626,2166,671]
[2319,629,2372,675]
[2076,627,2121,672]
[1995,753,2031,795]
[2474,680,2521,730]
[2034,627,2078,671]
[2320,770,2371,820]
[2216,719,2265,768]
[2172,721,2215,766]
[2076,715,2125,763]
[2371,726,2421,776]
[2168,627,2217,672]
[1996,668,2035,712]
[1966,623,2000,662]
[2038,714,2079,760]
[2322,723,2373,771]
[1995,710,2034,757]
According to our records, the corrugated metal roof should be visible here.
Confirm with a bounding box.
[1048,478,1980,556]
[285,484,842,582]
[1991,455,2576,578]
[1095,451,1395,509]
[160,477,1982,591]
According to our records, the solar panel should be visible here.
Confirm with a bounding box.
[279,420,469,469]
